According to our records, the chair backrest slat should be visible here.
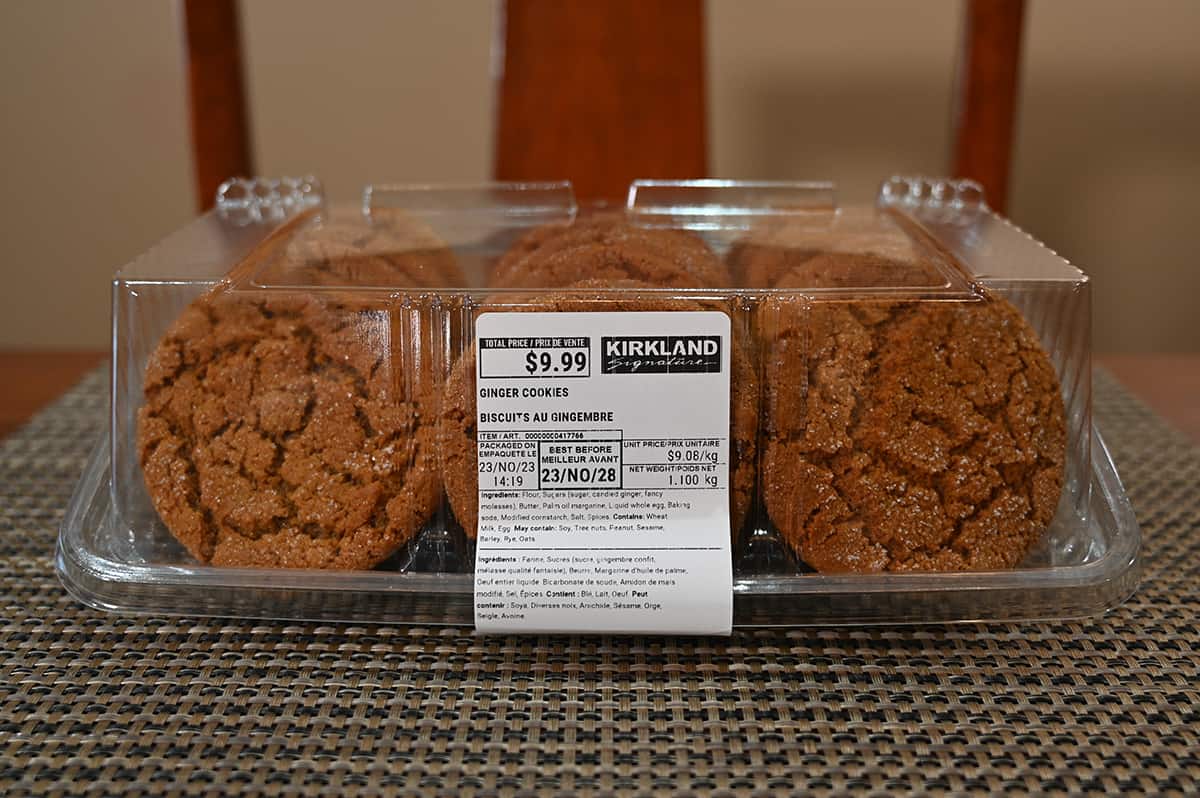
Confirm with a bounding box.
[494,0,708,202]
[951,0,1026,213]
[184,0,253,211]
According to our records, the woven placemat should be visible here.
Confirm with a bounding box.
[2,368,1197,796]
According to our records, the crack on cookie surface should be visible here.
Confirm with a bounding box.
[491,218,732,289]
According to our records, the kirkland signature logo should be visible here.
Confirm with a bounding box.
[600,336,722,374]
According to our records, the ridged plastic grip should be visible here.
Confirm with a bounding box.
[215,176,324,225]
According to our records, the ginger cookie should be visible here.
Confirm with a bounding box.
[263,207,465,288]
[761,274,1066,573]
[137,213,448,569]
[436,280,759,541]
[733,248,947,291]
[491,216,732,289]
[492,241,713,290]
[728,208,942,289]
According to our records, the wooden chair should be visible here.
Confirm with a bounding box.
[184,0,1025,212]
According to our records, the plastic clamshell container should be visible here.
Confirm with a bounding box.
[57,176,1141,626]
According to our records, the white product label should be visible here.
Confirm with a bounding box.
[473,312,733,635]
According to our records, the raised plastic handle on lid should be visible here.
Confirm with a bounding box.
[215,175,325,225]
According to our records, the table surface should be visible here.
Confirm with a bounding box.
[2,357,1199,795]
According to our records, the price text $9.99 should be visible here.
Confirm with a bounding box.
[525,350,588,375]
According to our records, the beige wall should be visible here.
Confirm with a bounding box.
[709,0,960,202]
[0,1,194,350]
[1015,0,1200,352]
[241,0,494,196]
[2,0,1197,351]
